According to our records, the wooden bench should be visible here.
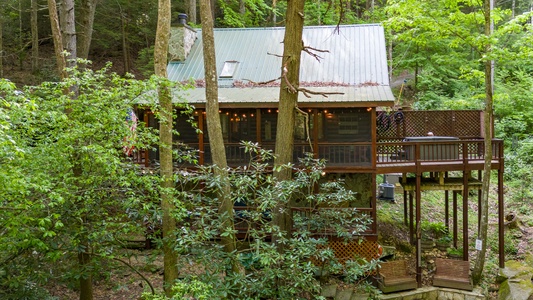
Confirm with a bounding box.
[433,258,473,291]
[377,260,417,294]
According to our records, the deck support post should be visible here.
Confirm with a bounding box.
[453,191,458,249]
[498,168,505,268]
[409,191,414,244]
[462,171,469,260]
[445,190,449,230]
[478,170,482,231]
[403,189,408,226]
[415,173,422,288]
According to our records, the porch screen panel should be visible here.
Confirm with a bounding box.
[321,108,371,142]
[174,112,200,143]
[204,109,258,143]
[261,109,278,144]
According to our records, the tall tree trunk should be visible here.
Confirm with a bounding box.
[31,0,39,73]
[77,219,93,300]
[18,0,23,70]
[59,0,88,298]
[239,0,245,15]
[199,0,240,274]
[272,0,305,250]
[121,11,131,74]
[59,0,77,68]
[47,0,66,78]
[188,0,197,23]
[472,0,493,285]
[77,0,97,60]
[0,5,4,78]
[154,0,178,296]
[271,0,277,25]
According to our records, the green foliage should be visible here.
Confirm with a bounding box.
[144,145,375,299]
[136,46,155,78]
[0,66,179,297]
[216,0,273,27]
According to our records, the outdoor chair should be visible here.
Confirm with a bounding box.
[433,258,473,291]
[377,260,417,294]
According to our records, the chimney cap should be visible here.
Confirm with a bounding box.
[177,13,188,25]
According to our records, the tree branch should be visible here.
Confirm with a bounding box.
[295,106,313,152]
[302,45,329,62]
[298,88,344,98]
[243,78,280,85]
[89,252,156,295]
[267,52,284,58]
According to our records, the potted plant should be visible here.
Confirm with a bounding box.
[446,247,463,259]
[436,235,452,251]
[428,222,448,240]
[419,221,434,251]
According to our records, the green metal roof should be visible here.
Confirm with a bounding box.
[167,24,395,104]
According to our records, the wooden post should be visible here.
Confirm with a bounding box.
[463,171,469,260]
[404,189,408,226]
[498,168,505,267]
[416,174,422,287]
[478,170,482,231]
[453,191,458,249]
[409,191,414,244]
[445,190,449,229]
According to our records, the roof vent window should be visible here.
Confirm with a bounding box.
[220,61,239,78]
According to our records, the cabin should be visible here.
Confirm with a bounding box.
[136,19,505,288]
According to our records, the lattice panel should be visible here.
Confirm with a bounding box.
[453,111,482,137]
[313,238,380,266]
[377,110,483,140]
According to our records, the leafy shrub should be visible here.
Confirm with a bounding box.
[147,143,376,299]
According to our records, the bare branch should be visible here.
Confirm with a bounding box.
[303,45,329,62]
[295,106,313,152]
[243,78,280,85]
[298,88,344,98]
[267,52,284,58]
[282,63,298,93]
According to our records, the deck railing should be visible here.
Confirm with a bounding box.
[133,139,503,169]
[377,139,503,165]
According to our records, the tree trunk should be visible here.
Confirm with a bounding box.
[199,0,240,274]
[239,0,245,15]
[78,243,94,300]
[47,0,66,78]
[121,12,131,74]
[188,0,197,23]
[0,5,4,78]
[272,0,305,249]
[472,0,493,285]
[271,0,277,25]
[31,0,39,73]
[77,0,97,60]
[59,0,77,69]
[18,0,23,70]
[154,0,179,295]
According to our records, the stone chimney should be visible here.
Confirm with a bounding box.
[169,13,197,62]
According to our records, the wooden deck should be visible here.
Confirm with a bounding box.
[399,176,483,191]
[376,158,501,174]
